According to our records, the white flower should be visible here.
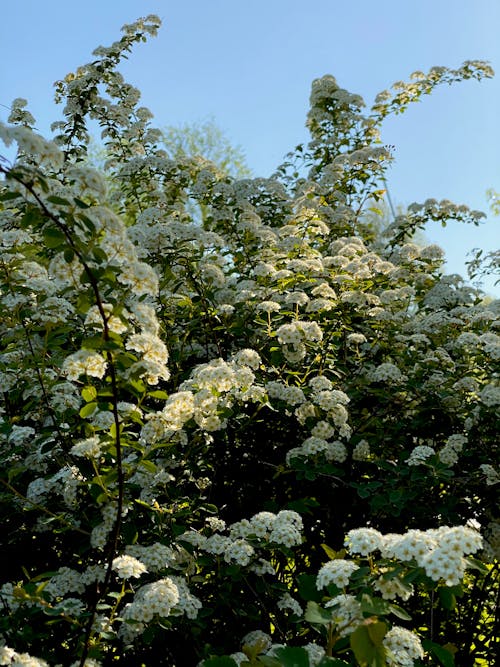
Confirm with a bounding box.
[371,362,405,383]
[224,538,255,566]
[85,304,127,334]
[352,439,370,461]
[62,350,107,380]
[112,554,147,579]
[316,559,359,589]
[71,436,102,458]
[346,332,367,346]
[257,300,281,313]
[407,445,435,466]
[479,384,500,407]
[204,516,225,532]
[309,376,333,392]
[125,543,174,571]
[122,577,180,623]
[383,626,424,666]
[480,463,500,486]
[232,348,262,369]
[117,261,159,296]
[324,594,363,637]
[345,527,384,555]
[277,593,303,616]
[242,630,272,652]
[373,573,413,601]
[126,333,169,365]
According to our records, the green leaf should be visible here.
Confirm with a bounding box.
[92,247,108,264]
[43,227,66,248]
[359,594,391,616]
[63,248,75,263]
[82,386,97,403]
[47,195,71,206]
[422,641,455,667]
[350,625,387,667]
[139,459,157,473]
[387,603,412,621]
[321,543,341,560]
[367,621,387,646]
[272,646,310,667]
[79,402,97,418]
[439,587,456,610]
[78,214,96,232]
[297,574,323,602]
[304,601,333,625]
[74,197,90,209]
[464,557,489,574]
[0,190,22,201]
[201,658,238,667]
[149,390,169,399]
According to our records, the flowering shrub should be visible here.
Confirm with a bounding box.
[0,15,498,667]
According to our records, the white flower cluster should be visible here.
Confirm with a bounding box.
[43,566,85,597]
[154,391,195,433]
[125,542,175,571]
[225,635,326,667]
[112,554,148,579]
[277,593,303,616]
[179,509,303,572]
[286,436,347,464]
[352,439,371,461]
[406,445,435,466]
[324,593,364,637]
[70,436,102,459]
[231,348,262,370]
[344,527,384,555]
[0,122,63,170]
[343,525,483,587]
[370,362,406,384]
[62,350,107,381]
[265,381,306,406]
[121,577,180,638]
[479,383,500,407]
[483,521,500,560]
[346,332,367,346]
[373,572,413,601]
[316,559,359,589]
[479,332,500,360]
[230,509,303,548]
[142,354,266,440]
[479,463,500,486]
[168,575,202,619]
[438,433,467,467]
[25,465,83,510]
[85,303,127,334]
[383,625,424,666]
[117,261,159,297]
[125,331,170,385]
[276,320,323,363]
[0,646,49,667]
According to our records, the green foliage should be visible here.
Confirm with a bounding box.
[161,118,252,179]
[0,14,498,667]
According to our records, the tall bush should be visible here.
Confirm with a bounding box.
[0,16,498,667]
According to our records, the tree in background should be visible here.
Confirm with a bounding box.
[161,117,252,180]
[0,16,498,667]
[466,189,500,288]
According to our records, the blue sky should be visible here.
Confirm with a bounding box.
[1,1,498,294]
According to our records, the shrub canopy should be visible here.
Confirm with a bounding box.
[0,15,498,667]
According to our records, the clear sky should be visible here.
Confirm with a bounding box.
[1,0,498,294]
